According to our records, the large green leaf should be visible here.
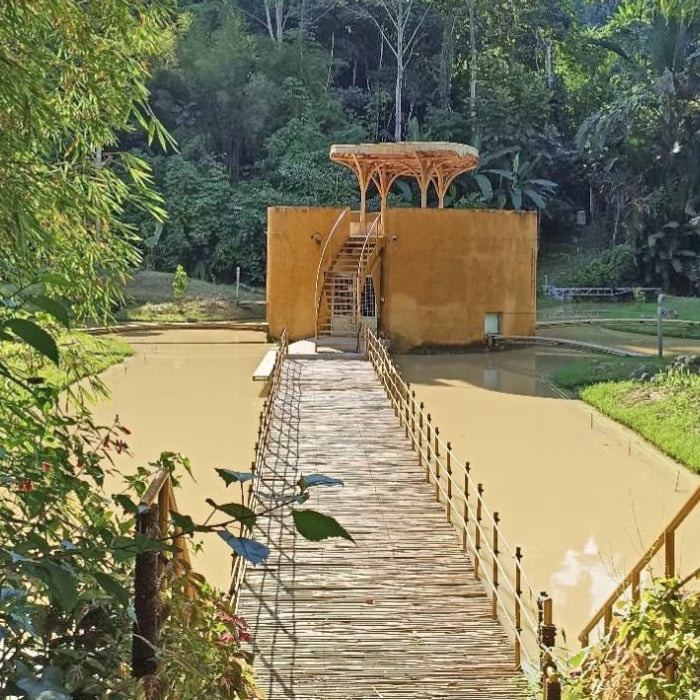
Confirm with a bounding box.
[28,295,70,328]
[206,499,256,529]
[298,474,344,491]
[292,510,354,543]
[217,531,269,564]
[93,572,131,608]
[4,319,59,365]
[473,173,493,200]
[216,468,255,487]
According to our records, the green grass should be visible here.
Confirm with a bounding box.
[537,295,700,321]
[1,332,133,390]
[554,356,673,390]
[116,271,265,322]
[581,374,700,473]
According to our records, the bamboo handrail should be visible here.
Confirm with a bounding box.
[579,482,700,647]
[364,327,558,685]
[354,215,381,332]
[228,327,289,610]
[314,209,350,339]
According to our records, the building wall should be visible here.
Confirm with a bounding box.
[266,206,537,348]
[266,206,347,340]
[382,208,537,350]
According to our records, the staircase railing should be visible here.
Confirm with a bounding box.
[228,327,289,611]
[314,209,350,340]
[354,215,381,334]
[364,327,561,696]
[579,482,700,647]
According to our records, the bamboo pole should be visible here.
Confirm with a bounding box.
[492,512,500,620]
[446,443,452,523]
[434,427,440,500]
[426,414,432,482]
[475,483,483,580]
[515,546,523,669]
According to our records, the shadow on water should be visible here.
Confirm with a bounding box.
[396,346,594,398]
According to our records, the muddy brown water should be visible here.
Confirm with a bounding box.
[91,328,698,650]
[92,329,270,592]
[396,346,700,650]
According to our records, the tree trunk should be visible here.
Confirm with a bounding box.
[394,3,404,142]
[469,0,477,123]
[275,0,284,42]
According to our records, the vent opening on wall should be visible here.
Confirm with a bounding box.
[484,313,501,335]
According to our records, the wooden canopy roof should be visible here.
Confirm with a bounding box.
[329,142,479,216]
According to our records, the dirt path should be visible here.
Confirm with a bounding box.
[93,329,270,591]
[396,348,700,649]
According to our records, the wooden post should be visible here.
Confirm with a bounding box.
[404,382,410,438]
[475,483,484,579]
[411,391,416,448]
[492,512,500,620]
[426,414,432,482]
[515,546,523,669]
[446,443,452,523]
[631,569,641,604]
[418,403,424,467]
[538,593,561,700]
[461,468,469,550]
[664,529,675,577]
[434,427,441,500]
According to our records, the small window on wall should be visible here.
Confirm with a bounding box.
[484,313,501,335]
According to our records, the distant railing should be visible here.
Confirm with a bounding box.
[228,327,289,611]
[131,467,193,685]
[314,209,350,339]
[542,285,661,302]
[354,215,381,334]
[579,482,700,647]
[365,328,561,696]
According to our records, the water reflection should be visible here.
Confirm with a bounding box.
[398,347,589,398]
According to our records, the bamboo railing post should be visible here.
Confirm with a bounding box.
[538,593,561,700]
[158,480,169,545]
[461,467,469,550]
[410,391,416,449]
[418,403,424,466]
[664,529,675,577]
[434,427,441,499]
[631,569,641,604]
[492,511,500,620]
[474,483,484,579]
[404,382,410,438]
[426,414,432,482]
[446,442,452,523]
[515,546,523,669]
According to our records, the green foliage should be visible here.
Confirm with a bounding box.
[157,577,259,699]
[566,578,700,699]
[173,264,190,307]
[579,367,700,472]
[568,245,636,286]
[554,356,672,390]
[0,0,176,323]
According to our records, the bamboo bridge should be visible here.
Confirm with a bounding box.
[232,330,554,699]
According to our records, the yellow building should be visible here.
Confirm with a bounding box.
[266,142,537,351]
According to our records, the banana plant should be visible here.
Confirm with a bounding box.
[471,148,558,210]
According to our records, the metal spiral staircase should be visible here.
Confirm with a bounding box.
[315,212,381,351]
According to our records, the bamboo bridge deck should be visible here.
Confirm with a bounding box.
[238,357,532,699]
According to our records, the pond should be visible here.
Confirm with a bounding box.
[396,346,700,649]
[92,329,270,592]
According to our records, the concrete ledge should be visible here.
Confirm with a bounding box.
[253,349,278,381]
[80,320,269,335]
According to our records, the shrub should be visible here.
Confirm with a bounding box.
[568,245,636,287]
[173,264,189,308]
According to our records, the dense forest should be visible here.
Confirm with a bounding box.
[129,0,699,293]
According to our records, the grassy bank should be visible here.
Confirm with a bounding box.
[117,271,265,322]
[1,332,133,390]
[555,357,700,473]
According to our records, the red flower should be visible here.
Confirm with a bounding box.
[41,461,51,472]
[17,480,34,492]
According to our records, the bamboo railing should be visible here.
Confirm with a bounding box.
[365,328,561,696]
[132,467,193,681]
[579,482,700,647]
[354,215,381,327]
[228,327,289,611]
